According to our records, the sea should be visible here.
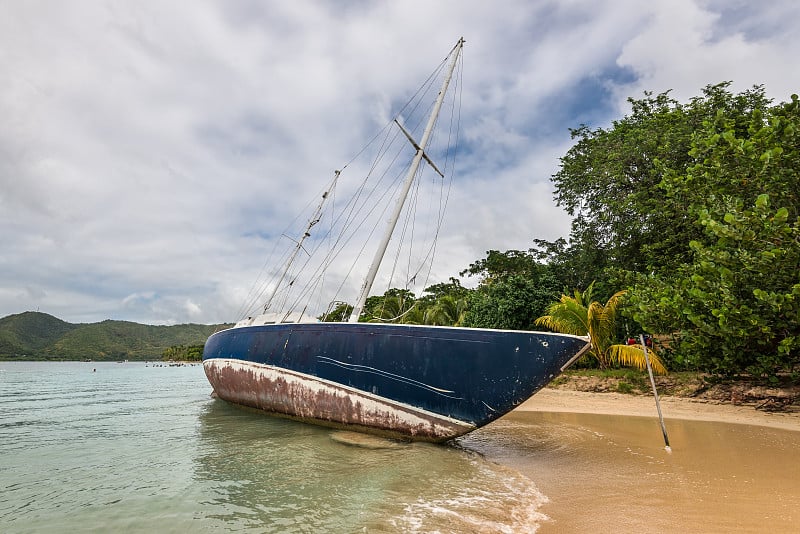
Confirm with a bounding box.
[0,361,547,533]
[2,361,799,533]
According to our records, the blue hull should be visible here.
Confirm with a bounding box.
[203,322,588,442]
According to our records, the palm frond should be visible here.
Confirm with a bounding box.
[534,295,589,336]
[424,295,466,326]
[586,301,608,335]
[537,284,664,375]
[575,281,595,306]
[607,344,668,375]
[602,290,627,324]
[585,302,607,365]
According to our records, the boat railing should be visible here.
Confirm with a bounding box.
[235,312,319,328]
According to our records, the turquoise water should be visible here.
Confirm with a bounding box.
[0,361,546,533]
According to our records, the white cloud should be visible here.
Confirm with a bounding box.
[614,0,800,104]
[1,0,798,324]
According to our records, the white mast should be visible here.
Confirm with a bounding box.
[349,38,464,322]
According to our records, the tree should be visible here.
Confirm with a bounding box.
[536,284,667,374]
[531,231,611,299]
[415,278,470,312]
[424,295,467,326]
[630,93,800,380]
[348,285,468,325]
[460,249,543,284]
[543,83,799,380]
[463,273,561,331]
[545,83,774,282]
[420,278,470,302]
[162,344,203,361]
[318,302,353,322]
[631,197,800,379]
[458,249,562,330]
[361,289,418,323]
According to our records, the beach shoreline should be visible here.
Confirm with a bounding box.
[516,388,800,432]
[494,388,800,533]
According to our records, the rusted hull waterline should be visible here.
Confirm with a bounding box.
[204,359,474,441]
[202,322,589,442]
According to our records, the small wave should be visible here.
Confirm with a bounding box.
[387,459,548,533]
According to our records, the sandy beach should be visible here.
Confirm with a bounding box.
[516,388,800,432]
[477,389,800,533]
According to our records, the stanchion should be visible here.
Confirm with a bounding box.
[640,334,671,452]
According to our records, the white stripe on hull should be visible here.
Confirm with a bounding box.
[203,358,475,442]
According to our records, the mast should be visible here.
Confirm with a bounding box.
[263,170,340,314]
[349,38,464,322]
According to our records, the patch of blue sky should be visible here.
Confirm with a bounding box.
[529,64,639,139]
[448,64,638,170]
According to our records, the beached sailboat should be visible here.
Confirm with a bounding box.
[202,38,589,442]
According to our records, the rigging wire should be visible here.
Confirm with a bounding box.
[237,44,463,321]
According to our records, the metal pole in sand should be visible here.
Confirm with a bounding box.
[640,334,671,452]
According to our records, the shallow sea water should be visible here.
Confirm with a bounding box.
[0,362,545,533]
[2,361,798,533]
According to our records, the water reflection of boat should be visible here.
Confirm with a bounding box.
[203,38,589,442]
[193,400,549,532]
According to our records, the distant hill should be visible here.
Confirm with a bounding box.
[0,311,230,361]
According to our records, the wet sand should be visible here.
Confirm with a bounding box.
[476,390,800,533]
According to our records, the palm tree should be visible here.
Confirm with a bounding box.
[400,304,425,325]
[424,295,467,326]
[535,283,667,374]
[367,294,421,324]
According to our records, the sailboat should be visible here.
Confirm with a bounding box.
[202,38,589,442]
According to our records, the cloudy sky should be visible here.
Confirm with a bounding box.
[2,0,798,325]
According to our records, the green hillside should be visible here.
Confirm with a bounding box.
[0,312,79,357]
[0,312,229,361]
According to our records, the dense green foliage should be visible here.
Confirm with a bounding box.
[535,284,666,374]
[546,83,775,289]
[162,344,204,361]
[0,312,228,361]
[460,250,561,330]
[631,195,800,379]
[0,312,78,356]
[424,294,468,326]
[543,84,799,381]
[318,302,353,322]
[342,252,560,331]
[362,288,419,323]
[463,274,560,330]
